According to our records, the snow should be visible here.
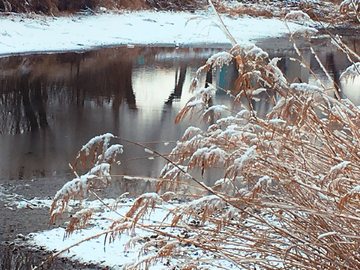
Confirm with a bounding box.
[0,11,311,56]
[251,88,267,96]
[26,198,235,269]
[340,62,360,81]
[0,185,53,210]
[245,44,268,60]
[104,144,124,163]
[182,126,203,141]
[206,51,234,68]
[290,82,323,93]
[285,10,318,28]
[234,145,258,171]
[80,133,114,156]
[28,199,172,269]
[269,118,287,128]
[144,148,154,154]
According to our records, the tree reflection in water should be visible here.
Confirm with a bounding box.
[0,48,140,134]
[0,42,359,181]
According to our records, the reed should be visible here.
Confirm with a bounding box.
[0,0,206,14]
[43,1,360,270]
[46,40,360,270]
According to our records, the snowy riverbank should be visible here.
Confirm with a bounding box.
[0,10,319,270]
[0,10,313,55]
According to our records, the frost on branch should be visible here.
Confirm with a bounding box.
[268,118,287,129]
[266,57,289,90]
[65,208,94,237]
[267,96,295,122]
[157,163,190,193]
[47,43,360,269]
[103,144,124,163]
[338,185,360,211]
[170,195,226,227]
[80,133,114,155]
[326,161,350,182]
[251,175,272,198]
[147,43,360,269]
[181,126,203,142]
[170,134,206,162]
[234,146,258,171]
[189,51,234,93]
[213,177,247,196]
[226,146,259,180]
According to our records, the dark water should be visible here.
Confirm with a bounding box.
[0,37,359,183]
[0,47,225,181]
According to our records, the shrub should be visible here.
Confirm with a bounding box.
[43,32,360,269]
[0,0,206,14]
[41,3,360,270]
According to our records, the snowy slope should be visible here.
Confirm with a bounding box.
[0,11,312,55]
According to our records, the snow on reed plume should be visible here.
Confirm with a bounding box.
[49,133,123,223]
[47,38,360,269]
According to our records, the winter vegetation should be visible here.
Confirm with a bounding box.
[6,0,356,269]
[37,7,360,270]
[0,0,206,14]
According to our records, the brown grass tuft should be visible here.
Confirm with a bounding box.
[49,133,123,224]
[44,3,360,268]
[0,0,206,14]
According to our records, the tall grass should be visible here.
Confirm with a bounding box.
[45,41,360,270]
[39,3,360,270]
[0,0,206,14]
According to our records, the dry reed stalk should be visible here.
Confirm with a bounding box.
[44,3,360,270]
[0,0,206,14]
[120,39,360,268]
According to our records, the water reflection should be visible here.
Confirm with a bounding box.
[165,63,187,104]
[0,37,359,182]
[0,47,223,180]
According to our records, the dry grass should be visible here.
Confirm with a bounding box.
[217,0,359,26]
[0,0,148,14]
[0,0,206,14]
[45,34,360,269]
[217,4,274,18]
[40,2,360,269]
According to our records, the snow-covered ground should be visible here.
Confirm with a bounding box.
[27,199,178,270]
[19,196,233,269]
[0,10,312,55]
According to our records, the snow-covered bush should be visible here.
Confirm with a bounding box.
[340,0,360,14]
[45,37,360,269]
[41,1,360,267]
